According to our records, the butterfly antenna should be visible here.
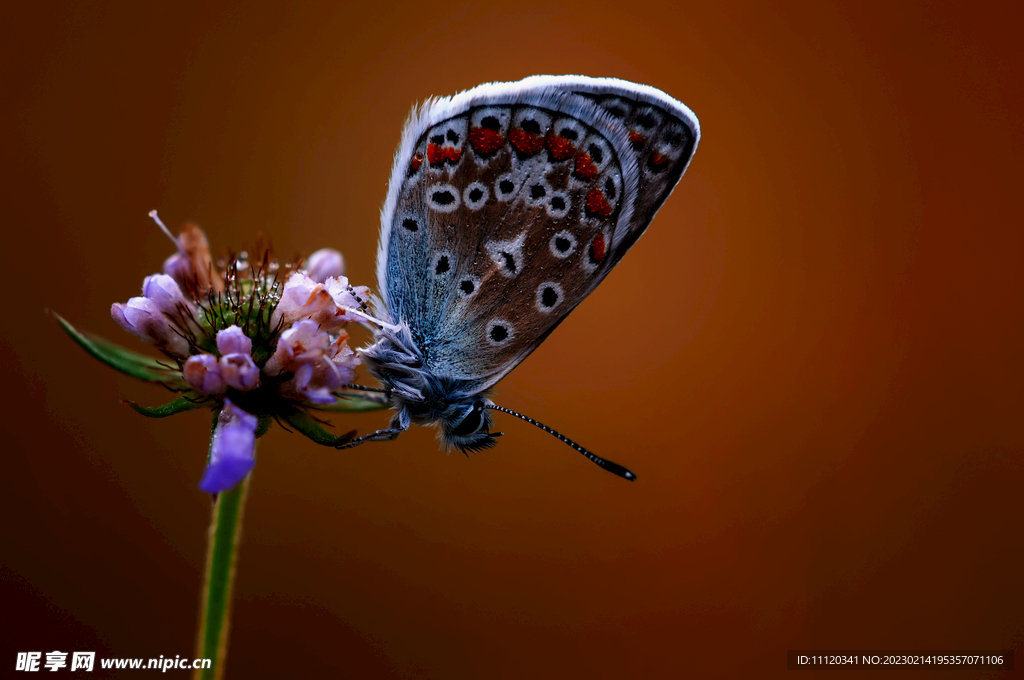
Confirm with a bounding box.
[485,405,637,482]
[343,383,391,395]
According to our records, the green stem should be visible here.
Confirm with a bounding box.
[193,474,251,680]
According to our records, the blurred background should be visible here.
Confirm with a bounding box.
[3,1,1021,677]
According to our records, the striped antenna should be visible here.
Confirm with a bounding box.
[485,404,637,481]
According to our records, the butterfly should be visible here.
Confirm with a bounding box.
[343,75,700,481]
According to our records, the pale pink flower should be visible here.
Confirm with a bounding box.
[264,319,359,403]
[263,319,331,376]
[306,248,345,283]
[270,272,338,330]
[323,277,371,326]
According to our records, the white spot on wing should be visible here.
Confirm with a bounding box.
[535,282,564,313]
[485,232,527,278]
[427,184,461,213]
[486,319,514,346]
[550,230,577,258]
[463,181,490,210]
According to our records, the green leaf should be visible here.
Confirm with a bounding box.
[123,395,206,418]
[49,310,185,385]
[308,393,390,413]
[282,409,357,446]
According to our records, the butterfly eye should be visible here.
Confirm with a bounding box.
[452,400,486,437]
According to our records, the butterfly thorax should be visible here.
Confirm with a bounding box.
[361,321,497,452]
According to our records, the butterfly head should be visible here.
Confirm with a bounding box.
[438,398,500,453]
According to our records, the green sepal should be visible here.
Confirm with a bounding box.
[255,415,273,439]
[124,394,206,418]
[307,393,390,413]
[282,409,357,447]
[49,310,185,386]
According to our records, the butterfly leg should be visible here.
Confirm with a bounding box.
[335,408,410,449]
[335,427,404,449]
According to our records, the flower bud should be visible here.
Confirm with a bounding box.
[183,354,226,394]
[162,252,193,292]
[216,325,252,356]
[198,399,257,494]
[111,297,191,356]
[142,274,197,319]
[219,353,260,391]
[306,248,345,283]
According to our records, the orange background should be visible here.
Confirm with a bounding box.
[3,1,1021,677]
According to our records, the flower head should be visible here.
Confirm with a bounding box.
[58,211,388,495]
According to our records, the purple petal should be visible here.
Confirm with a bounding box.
[199,400,257,494]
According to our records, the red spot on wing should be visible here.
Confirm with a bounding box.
[590,233,607,263]
[469,127,505,155]
[628,130,647,149]
[544,131,576,161]
[410,152,423,171]
[585,187,613,218]
[574,152,599,180]
[649,151,670,171]
[427,143,462,166]
[508,127,544,156]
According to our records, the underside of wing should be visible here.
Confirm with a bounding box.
[375,76,699,393]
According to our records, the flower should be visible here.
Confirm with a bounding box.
[306,248,345,283]
[183,354,225,394]
[270,272,338,330]
[216,326,260,391]
[270,272,372,332]
[56,212,389,495]
[265,320,360,403]
[111,297,192,357]
[198,399,258,494]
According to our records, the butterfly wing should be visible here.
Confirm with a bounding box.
[375,76,699,393]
